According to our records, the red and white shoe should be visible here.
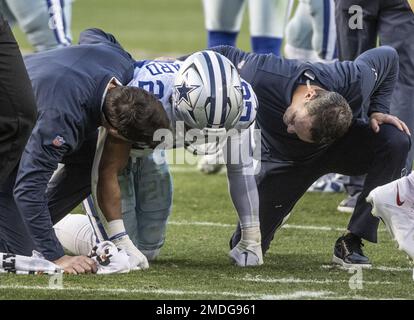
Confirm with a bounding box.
[366,177,414,260]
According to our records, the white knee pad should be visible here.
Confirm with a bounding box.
[284,43,321,62]
[249,0,291,37]
[203,0,246,32]
[140,248,161,261]
[54,214,95,256]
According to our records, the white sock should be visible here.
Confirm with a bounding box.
[240,226,261,243]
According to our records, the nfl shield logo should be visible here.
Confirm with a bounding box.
[52,135,65,147]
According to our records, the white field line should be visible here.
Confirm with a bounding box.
[321,264,412,272]
[260,291,333,299]
[168,220,386,233]
[242,275,395,285]
[325,295,407,300]
[0,285,401,300]
[0,284,332,300]
[0,285,403,300]
[169,166,225,173]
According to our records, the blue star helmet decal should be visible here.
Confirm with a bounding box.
[174,80,200,107]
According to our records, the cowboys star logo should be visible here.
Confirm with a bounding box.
[174,80,199,107]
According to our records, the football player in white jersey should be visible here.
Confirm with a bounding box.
[54,51,262,269]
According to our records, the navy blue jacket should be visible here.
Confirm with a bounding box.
[14,29,135,261]
[210,45,399,162]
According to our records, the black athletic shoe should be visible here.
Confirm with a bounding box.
[333,233,371,268]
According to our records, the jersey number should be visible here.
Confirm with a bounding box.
[239,82,252,122]
[138,80,165,99]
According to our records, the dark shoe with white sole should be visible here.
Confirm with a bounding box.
[333,233,371,268]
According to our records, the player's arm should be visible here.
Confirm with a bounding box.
[97,134,131,222]
[96,134,149,270]
[225,129,263,267]
[355,46,409,134]
[225,130,260,231]
[223,79,262,267]
[13,110,96,274]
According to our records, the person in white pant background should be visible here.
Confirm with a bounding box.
[0,0,72,52]
[202,0,292,55]
[284,0,337,62]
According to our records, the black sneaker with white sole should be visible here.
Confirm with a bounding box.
[333,233,371,268]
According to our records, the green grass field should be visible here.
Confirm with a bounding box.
[2,0,414,300]
[1,159,413,300]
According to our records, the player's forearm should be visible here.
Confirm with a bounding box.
[224,128,260,229]
[96,133,131,222]
[226,165,260,229]
[97,172,123,222]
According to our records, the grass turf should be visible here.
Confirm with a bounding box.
[1,160,413,299]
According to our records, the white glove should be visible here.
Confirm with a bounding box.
[107,219,149,270]
[229,226,263,267]
[111,235,149,270]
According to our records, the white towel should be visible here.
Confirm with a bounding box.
[89,241,130,274]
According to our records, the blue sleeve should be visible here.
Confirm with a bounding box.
[176,45,246,61]
[209,45,248,64]
[78,28,124,48]
[354,46,399,115]
[13,109,78,261]
[208,46,257,75]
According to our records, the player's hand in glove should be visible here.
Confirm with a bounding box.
[229,240,263,267]
[111,234,149,270]
[107,219,149,270]
[229,226,263,267]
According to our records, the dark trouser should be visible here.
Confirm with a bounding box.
[335,0,414,173]
[231,121,410,253]
[344,174,366,196]
[0,134,96,254]
[0,15,37,185]
[0,169,35,255]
